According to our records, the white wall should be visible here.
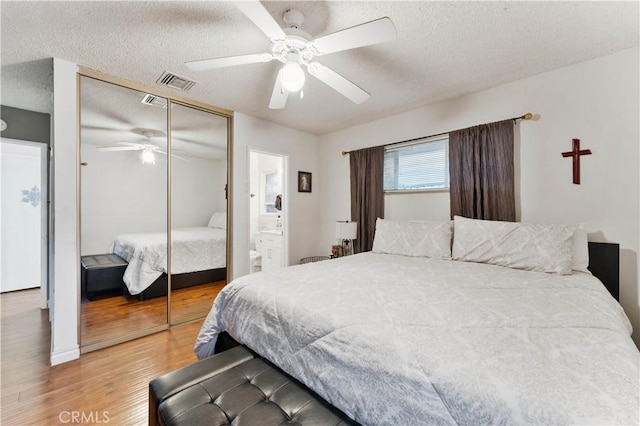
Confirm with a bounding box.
[80,146,225,255]
[317,48,640,345]
[172,156,226,228]
[233,113,320,279]
[51,58,80,365]
[211,160,227,215]
[80,146,166,255]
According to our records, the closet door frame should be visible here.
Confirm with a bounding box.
[77,68,233,353]
[167,100,231,325]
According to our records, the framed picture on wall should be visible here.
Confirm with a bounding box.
[298,171,312,193]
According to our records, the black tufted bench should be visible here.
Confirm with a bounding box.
[149,345,358,426]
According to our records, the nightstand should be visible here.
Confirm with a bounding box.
[81,253,128,300]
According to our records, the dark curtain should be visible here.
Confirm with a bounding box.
[449,119,515,221]
[350,146,385,253]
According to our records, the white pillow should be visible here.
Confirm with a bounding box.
[452,216,576,274]
[572,224,590,273]
[207,212,226,229]
[372,218,452,259]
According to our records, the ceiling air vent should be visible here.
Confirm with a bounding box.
[156,71,197,92]
[141,94,168,109]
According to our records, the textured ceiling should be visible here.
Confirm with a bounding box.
[80,76,228,160]
[1,1,638,135]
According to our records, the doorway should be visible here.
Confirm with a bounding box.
[248,150,288,274]
[0,138,48,307]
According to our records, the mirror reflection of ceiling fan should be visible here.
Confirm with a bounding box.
[96,129,188,163]
[185,1,397,109]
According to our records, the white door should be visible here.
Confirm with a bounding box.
[1,139,47,293]
[248,150,288,274]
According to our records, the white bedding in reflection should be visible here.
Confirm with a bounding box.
[195,252,638,425]
[112,227,226,295]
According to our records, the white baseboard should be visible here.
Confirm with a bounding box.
[50,346,80,366]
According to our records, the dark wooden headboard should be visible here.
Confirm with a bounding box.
[587,242,620,301]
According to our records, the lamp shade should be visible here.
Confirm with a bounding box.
[335,221,358,240]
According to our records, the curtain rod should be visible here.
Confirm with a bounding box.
[341,112,533,156]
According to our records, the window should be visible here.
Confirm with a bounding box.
[262,170,280,213]
[383,136,449,192]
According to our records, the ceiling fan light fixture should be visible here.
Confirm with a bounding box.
[185,3,397,108]
[141,148,156,164]
[281,61,305,92]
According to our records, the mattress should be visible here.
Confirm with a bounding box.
[195,252,638,425]
[112,227,226,295]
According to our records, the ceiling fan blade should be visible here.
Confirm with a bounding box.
[235,1,286,41]
[185,53,273,71]
[308,62,370,104]
[114,141,142,147]
[155,149,189,161]
[311,17,397,55]
[269,69,289,109]
[96,146,141,152]
[81,125,126,132]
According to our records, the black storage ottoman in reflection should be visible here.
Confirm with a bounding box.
[81,254,128,300]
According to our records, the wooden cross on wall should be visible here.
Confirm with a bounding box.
[561,138,592,184]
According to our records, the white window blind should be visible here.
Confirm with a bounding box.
[262,170,280,213]
[383,137,449,191]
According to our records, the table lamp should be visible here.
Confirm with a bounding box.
[335,221,358,256]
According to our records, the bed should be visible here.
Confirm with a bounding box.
[194,217,638,425]
[112,226,226,297]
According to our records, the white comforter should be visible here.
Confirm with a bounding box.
[195,252,638,425]
[112,227,226,295]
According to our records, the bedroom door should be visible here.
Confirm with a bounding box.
[248,150,287,274]
[0,139,47,294]
[169,102,229,325]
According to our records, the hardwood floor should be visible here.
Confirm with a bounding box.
[171,280,226,323]
[81,280,225,345]
[1,288,218,426]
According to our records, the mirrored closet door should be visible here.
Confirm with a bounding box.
[80,76,169,350]
[79,72,231,351]
[169,102,228,324]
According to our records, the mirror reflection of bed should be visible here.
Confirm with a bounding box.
[79,75,229,350]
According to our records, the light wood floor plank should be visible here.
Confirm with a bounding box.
[1,288,220,426]
[81,280,224,345]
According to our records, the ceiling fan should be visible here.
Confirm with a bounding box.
[96,129,188,163]
[185,1,397,109]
